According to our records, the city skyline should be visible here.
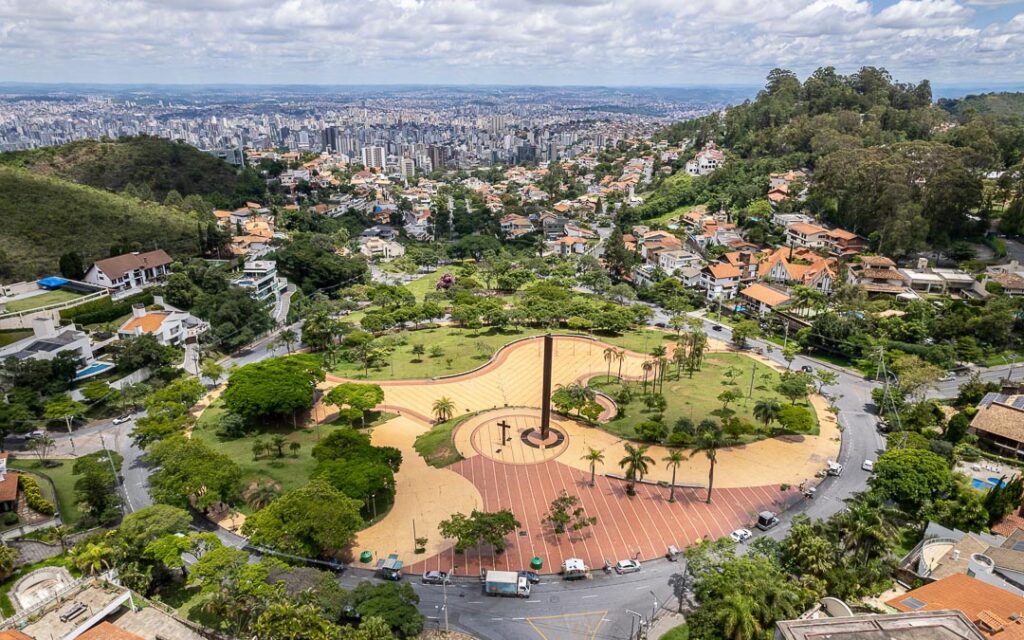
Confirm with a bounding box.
[2,0,1024,86]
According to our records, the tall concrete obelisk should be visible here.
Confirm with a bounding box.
[540,333,553,439]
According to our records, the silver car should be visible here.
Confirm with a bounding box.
[615,559,641,574]
[730,528,752,543]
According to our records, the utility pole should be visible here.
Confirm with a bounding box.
[443,570,450,633]
[748,360,756,399]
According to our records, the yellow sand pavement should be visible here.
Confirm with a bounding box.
[452,404,839,489]
[353,414,483,562]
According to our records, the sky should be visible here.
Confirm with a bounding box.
[1,0,1024,87]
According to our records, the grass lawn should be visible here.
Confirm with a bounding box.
[3,289,83,313]
[0,330,30,347]
[592,352,818,440]
[645,204,706,226]
[333,325,549,379]
[9,458,83,526]
[192,399,395,512]
[403,273,441,302]
[332,325,688,380]
[413,414,473,468]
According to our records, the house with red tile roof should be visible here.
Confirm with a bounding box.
[887,574,1024,639]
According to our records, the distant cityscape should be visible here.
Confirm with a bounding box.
[0,85,749,168]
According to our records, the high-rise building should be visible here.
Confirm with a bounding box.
[428,144,447,170]
[400,157,415,178]
[361,145,385,169]
[321,126,339,152]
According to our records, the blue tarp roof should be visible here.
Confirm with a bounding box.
[37,276,69,288]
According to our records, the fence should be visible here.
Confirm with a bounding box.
[0,290,111,329]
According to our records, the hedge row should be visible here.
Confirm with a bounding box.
[59,291,153,325]
[17,474,55,516]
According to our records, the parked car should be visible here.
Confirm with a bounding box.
[729,528,752,543]
[826,461,843,476]
[939,372,956,382]
[422,570,451,585]
[862,460,875,472]
[756,511,779,531]
[711,324,723,331]
[26,430,46,439]
[112,415,132,425]
[518,570,541,584]
[614,559,641,574]
[800,365,814,373]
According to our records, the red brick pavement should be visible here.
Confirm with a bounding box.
[405,457,790,576]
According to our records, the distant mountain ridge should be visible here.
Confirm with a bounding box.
[938,91,1024,122]
[0,166,202,281]
[0,135,239,200]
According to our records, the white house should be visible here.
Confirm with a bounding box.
[657,249,700,274]
[685,143,725,177]
[83,250,173,293]
[233,260,284,305]
[699,263,741,301]
[359,237,406,262]
[0,317,93,363]
[118,304,204,346]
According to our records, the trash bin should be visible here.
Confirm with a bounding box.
[359,551,373,563]
[530,556,543,570]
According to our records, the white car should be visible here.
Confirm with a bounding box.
[939,373,956,382]
[614,559,641,574]
[112,415,132,425]
[730,528,753,543]
[862,460,875,472]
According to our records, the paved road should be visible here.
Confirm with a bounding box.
[928,363,1023,399]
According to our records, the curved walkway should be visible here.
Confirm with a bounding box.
[325,335,839,575]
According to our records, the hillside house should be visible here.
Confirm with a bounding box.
[83,250,172,293]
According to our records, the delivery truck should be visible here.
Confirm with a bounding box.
[483,570,531,598]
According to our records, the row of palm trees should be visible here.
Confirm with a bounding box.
[581,422,727,504]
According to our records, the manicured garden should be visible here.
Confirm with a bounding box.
[191,397,396,512]
[3,289,83,313]
[10,458,83,526]
[591,351,819,442]
[329,324,679,380]
[413,414,473,468]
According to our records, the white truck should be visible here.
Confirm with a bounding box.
[483,570,531,598]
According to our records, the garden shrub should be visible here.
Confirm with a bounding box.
[18,475,55,516]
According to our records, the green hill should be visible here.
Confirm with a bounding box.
[0,135,239,200]
[939,92,1024,122]
[0,166,202,281]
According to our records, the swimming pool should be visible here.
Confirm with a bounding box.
[971,477,1008,491]
[74,361,115,380]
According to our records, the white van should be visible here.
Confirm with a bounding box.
[862,460,874,472]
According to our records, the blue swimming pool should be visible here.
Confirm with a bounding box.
[74,361,115,380]
[972,479,994,490]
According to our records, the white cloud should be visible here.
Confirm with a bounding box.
[0,0,1019,84]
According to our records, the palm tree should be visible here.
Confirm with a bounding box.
[51,525,70,553]
[248,482,280,510]
[663,449,686,503]
[562,382,595,414]
[72,542,114,575]
[753,398,782,430]
[279,328,298,353]
[837,499,898,561]
[640,360,654,394]
[716,593,763,640]
[614,349,626,382]
[432,396,455,423]
[690,421,726,503]
[656,356,669,394]
[618,443,655,496]
[603,346,617,382]
[581,447,605,487]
